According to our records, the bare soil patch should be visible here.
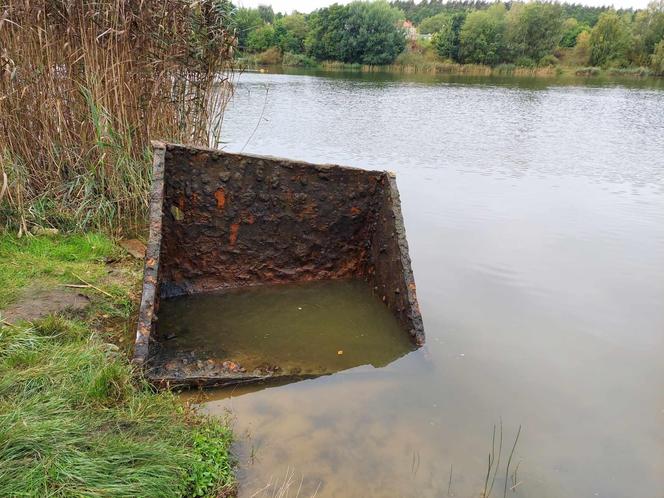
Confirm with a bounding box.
[3,287,90,323]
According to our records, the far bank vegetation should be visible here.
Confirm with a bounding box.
[237,0,664,77]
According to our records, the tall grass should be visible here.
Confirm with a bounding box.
[318,59,567,77]
[0,0,236,234]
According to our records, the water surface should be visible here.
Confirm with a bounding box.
[197,71,664,497]
[157,279,414,376]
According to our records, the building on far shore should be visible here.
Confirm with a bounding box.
[402,20,417,41]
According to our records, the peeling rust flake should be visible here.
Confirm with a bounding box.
[214,188,226,210]
[229,222,240,246]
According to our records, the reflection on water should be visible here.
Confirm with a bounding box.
[156,279,414,377]
[196,71,664,497]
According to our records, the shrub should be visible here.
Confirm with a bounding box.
[282,52,318,67]
[574,31,592,66]
[538,54,560,67]
[589,11,630,67]
[247,24,276,53]
[255,47,283,65]
[651,40,664,75]
[515,56,536,68]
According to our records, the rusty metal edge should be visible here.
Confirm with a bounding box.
[386,173,426,345]
[133,141,166,367]
[164,141,387,176]
[146,372,323,391]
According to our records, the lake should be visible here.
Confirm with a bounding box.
[194,70,664,497]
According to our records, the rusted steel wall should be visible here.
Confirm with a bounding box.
[367,175,425,345]
[134,142,425,374]
[133,144,166,366]
[159,144,384,297]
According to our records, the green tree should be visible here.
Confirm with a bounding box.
[506,2,564,62]
[651,39,664,72]
[307,1,406,65]
[257,5,275,24]
[433,12,466,61]
[630,0,664,65]
[459,3,507,65]
[305,4,349,61]
[420,12,450,34]
[246,23,276,53]
[589,11,631,66]
[276,13,309,53]
[560,17,591,48]
[574,30,592,65]
[234,7,264,50]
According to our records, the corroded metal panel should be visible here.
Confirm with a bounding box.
[134,142,424,385]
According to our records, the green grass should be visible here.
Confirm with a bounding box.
[0,235,236,496]
[0,317,235,497]
[0,233,118,308]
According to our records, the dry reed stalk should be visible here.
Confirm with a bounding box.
[0,0,236,234]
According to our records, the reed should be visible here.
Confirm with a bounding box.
[0,0,236,235]
[318,60,563,77]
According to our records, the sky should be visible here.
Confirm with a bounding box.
[234,0,653,14]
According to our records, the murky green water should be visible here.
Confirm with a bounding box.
[157,280,414,377]
[188,70,664,497]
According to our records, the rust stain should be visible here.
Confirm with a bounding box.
[301,201,317,218]
[214,188,226,210]
[229,222,240,246]
[350,206,361,216]
[283,190,294,204]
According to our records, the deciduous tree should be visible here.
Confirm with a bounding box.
[589,11,631,66]
[506,2,564,62]
[459,4,507,65]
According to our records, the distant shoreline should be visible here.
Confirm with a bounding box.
[240,59,663,81]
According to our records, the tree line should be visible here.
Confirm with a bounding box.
[235,1,406,65]
[232,0,664,73]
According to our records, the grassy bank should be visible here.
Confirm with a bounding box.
[0,234,236,497]
[244,55,661,80]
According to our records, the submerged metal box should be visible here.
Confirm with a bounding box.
[134,142,424,386]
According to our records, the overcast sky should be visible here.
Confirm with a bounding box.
[234,0,653,14]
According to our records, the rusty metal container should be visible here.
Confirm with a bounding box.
[134,142,424,386]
